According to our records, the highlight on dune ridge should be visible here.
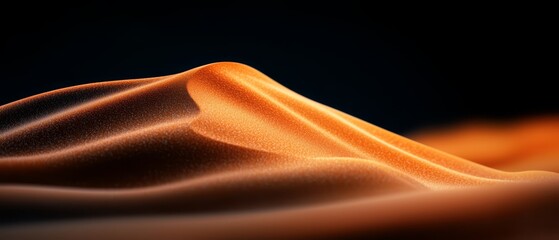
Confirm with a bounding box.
[0,62,558,239]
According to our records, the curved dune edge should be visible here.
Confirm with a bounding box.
[2,180,558,240]
[1,62,558,238]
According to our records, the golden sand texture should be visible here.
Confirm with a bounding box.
[1,62,558,239]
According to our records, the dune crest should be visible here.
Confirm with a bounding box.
[1,62,558,239]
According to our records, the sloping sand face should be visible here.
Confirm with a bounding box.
[1,62,557,239]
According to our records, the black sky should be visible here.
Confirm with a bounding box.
[1,2,556,133]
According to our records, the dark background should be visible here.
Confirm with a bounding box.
[1,2,556,134]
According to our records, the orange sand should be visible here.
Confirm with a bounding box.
[0,62,557,239]
[412,117,559,173]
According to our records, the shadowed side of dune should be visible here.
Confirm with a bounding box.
[1,181,558,240]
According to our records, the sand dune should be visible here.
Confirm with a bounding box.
[412,117,559,173]
[1,62,558,239]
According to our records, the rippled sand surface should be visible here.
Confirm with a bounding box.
[1,62,557,239]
